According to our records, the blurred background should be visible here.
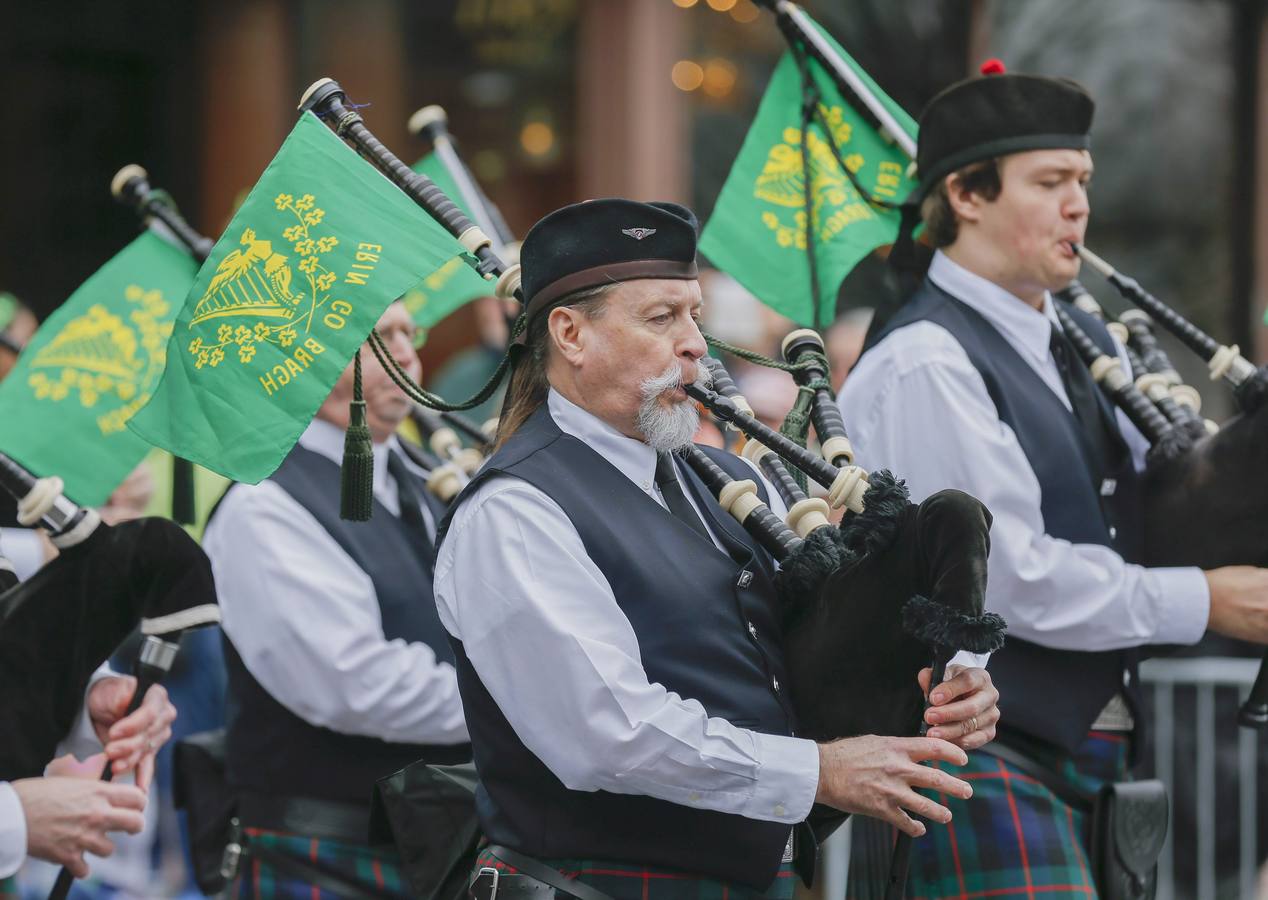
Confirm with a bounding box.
[2,1,1267,898]
[2,0,1265,395]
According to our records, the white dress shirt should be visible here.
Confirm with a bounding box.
[203,418,468,746]
[840,251,1210,652]
[435,389,821,826]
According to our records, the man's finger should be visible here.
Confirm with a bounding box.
[898,788,954,825]
[929,703,1001,741]
[63,853,89,880]
[929,667,989,706]
[99,805,147,835]
[926,692,997,728]
[875,806,925,838]
[102,783,147,811]
[916,666,933,697]
[82,834,115,859]
[957,728,995,751]
[902,737,968,767]
[137,754,155,793]
[906,764,973,800]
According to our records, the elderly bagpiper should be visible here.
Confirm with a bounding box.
[841,63,1268,898]
[434,198,1001,900]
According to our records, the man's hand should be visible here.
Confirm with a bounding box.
[1206,566,1268,643]
[86,677,176,791]
[12,775,146,877]
[919,665,1000,750]
[815,736,971,836]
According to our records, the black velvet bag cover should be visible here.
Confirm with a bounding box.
[778,473,999,742]
[1141,399,1268,569]
[0,516,217,779]
[370,761,482,900]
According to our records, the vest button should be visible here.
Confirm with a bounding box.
[1109,526,1118,540]
[772,676,781,692]
[748,621,758,639]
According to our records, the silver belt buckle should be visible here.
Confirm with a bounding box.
[477,866,500,900]
[782,830,795,863]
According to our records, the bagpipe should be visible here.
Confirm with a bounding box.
[0,453,220,899]
[1058,246,1268,728]
[111,165,211,526]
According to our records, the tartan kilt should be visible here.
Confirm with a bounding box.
[847,731,1129,900]
[0,875,14,900]
[234,828,409,899]
[473,847,798,900]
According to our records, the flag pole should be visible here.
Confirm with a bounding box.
[758,0,917,159]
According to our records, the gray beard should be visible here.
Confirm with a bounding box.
[635,361,708,453]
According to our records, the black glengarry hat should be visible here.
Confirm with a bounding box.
[517,198,699,341]
[913,60,1094,202]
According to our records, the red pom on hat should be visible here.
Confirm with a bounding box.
[979,58,1006,75]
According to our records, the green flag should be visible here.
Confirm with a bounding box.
[0,231,197,505]
[399,153,494,331]
[699,16,919,328]
[129,111,465,483]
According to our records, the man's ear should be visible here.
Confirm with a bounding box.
[547,306,586,366]
[944,172,985,225]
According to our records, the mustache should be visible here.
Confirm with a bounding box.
[640,360,711,400]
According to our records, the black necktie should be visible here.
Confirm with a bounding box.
[386,449,435,560]
[654,452,712,544]
[1049,326,1118,477]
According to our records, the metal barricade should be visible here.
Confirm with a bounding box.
[1141,656,1261,900]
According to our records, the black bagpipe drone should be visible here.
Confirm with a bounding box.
[110,165,213,526]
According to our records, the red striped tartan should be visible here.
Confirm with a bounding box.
[234,827,408,899]
[848,731,1129,900]
[473,847,798,900]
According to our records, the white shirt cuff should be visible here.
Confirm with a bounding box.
[0,782,26,879]
[1149,566,1211,645]
[742,733,820,824]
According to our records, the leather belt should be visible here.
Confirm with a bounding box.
[237,791,373,845]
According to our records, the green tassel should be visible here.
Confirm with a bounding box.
[340,350,375,521]
[778,386,814,495]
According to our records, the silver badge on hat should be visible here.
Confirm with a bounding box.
[621,227,657,240]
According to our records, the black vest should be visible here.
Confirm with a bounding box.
[868,280,1144,753]
[438,406,799,889]
[219,443,469,806]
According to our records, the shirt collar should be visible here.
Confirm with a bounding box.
[928,250,1062,366]
[297,417,397,502]
[547,388,659,492]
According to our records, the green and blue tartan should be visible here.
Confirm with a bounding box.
[0,875,14,899]
[474,846,798,900]
[849,731,1129,900]
[234,828,408,899]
